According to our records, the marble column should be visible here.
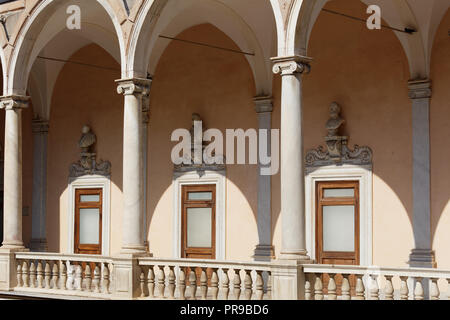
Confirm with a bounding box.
[408,79,436,268]
[141,86,151,251]
[272,56,311,261]
[253,96,275,261]
[0,95,29,250]
[30,118,49,252]
[117,78,151,254]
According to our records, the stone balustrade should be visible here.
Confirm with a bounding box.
[303,264,450,300]
[137,258,274,300]
[13,252,114,299]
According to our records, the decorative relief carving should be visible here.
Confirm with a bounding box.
[271,55,311,76]
[305,102,372,167]
[174,113,226,176]
[69,125,111,177]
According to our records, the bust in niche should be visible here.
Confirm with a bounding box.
[326,102,345,137]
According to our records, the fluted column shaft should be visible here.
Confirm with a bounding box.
[0,96,29,249]
[117,78,151,254]
[272,56,311,260]
[30,118,49,252]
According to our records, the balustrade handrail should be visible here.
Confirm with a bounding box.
[303,263,450,279]
[15,252,114,264]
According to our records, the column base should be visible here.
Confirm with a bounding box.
[409,249,436,268]
[0,241,25,251]
[279,249,310,261]
[30,238,48,252]
[253,245,275,262]
[120,245,150,255]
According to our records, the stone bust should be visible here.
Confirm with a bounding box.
[79,125,96,153]
[326,102,345,137]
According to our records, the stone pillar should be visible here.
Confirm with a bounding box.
[116,78,151,254]
[30,118,49,252]
[0,96,29,250]
[271,56,311,261]
[141,87,151,251]
[408,79,436,268]
[253,96,275,261]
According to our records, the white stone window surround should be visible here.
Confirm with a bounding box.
[172,170,226,260]
[305,164,373,266]
[67,175,111,256]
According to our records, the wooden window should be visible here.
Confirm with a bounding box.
[181,185,216,260]
[316,181,360,265]
[74,188,102,255]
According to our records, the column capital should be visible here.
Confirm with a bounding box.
[253,96,273,113]
[0,95,30,110]
[32,117,49,134]
[271,55,312,76]
[408,79,432,99]
[116,78,152,96]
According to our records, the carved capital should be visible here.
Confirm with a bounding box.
[408,79,432,99]
[116,78,152,96]
[254,96,273,113]
[32,118,49,134]
[0,95,30,110]
[271,55,312,76]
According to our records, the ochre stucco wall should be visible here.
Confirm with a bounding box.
[147,24,259,260]
[430,8,450,269]
[47,44,123,254]
[273,0,414,267]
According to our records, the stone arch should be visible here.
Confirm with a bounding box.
[6,0,126,97]
[128,0,276,96]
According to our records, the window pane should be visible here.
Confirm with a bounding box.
[324,188,354,198]
[80,194,100,202]
[187,208,212,247]
[323,205,355,252]
[79,208,100,245]
[188,192,213,201]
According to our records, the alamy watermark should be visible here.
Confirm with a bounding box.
[171,121,279,176]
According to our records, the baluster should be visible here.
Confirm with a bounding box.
[37,261,44,288]
[327,273,337,300]
[400,276,409,300]
[267,271,272,300]
[66,262,75,290]
[305,274,312,300]
[222,268,230,300]
[233,269,242,300]
[341,274,351,301]
[140,267,147,297]
[189,269,197,300]
[22,261,30,288]
[60,262,67,290]
[75,264,83,291]
[85,265,92,292]
[384,275,394,300]
[369,275,379,300]
[168,266,176,299]
[431,278,440,300]
[157,266,166,298]
[178,268,186,300]
[93,264,101,293]
[29,262,36,288]
[211,269,219,300]
[244,270,253,300]
[44,262,52,289]
[354,275,365,300]
[255,271,264,300]
[200,268,208,300]
[52,262,59,289]
[414,277,424,300]
[102,263,110,294]
[148,266,155,298]
[314,274,323,300]
[16,262,23,287]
